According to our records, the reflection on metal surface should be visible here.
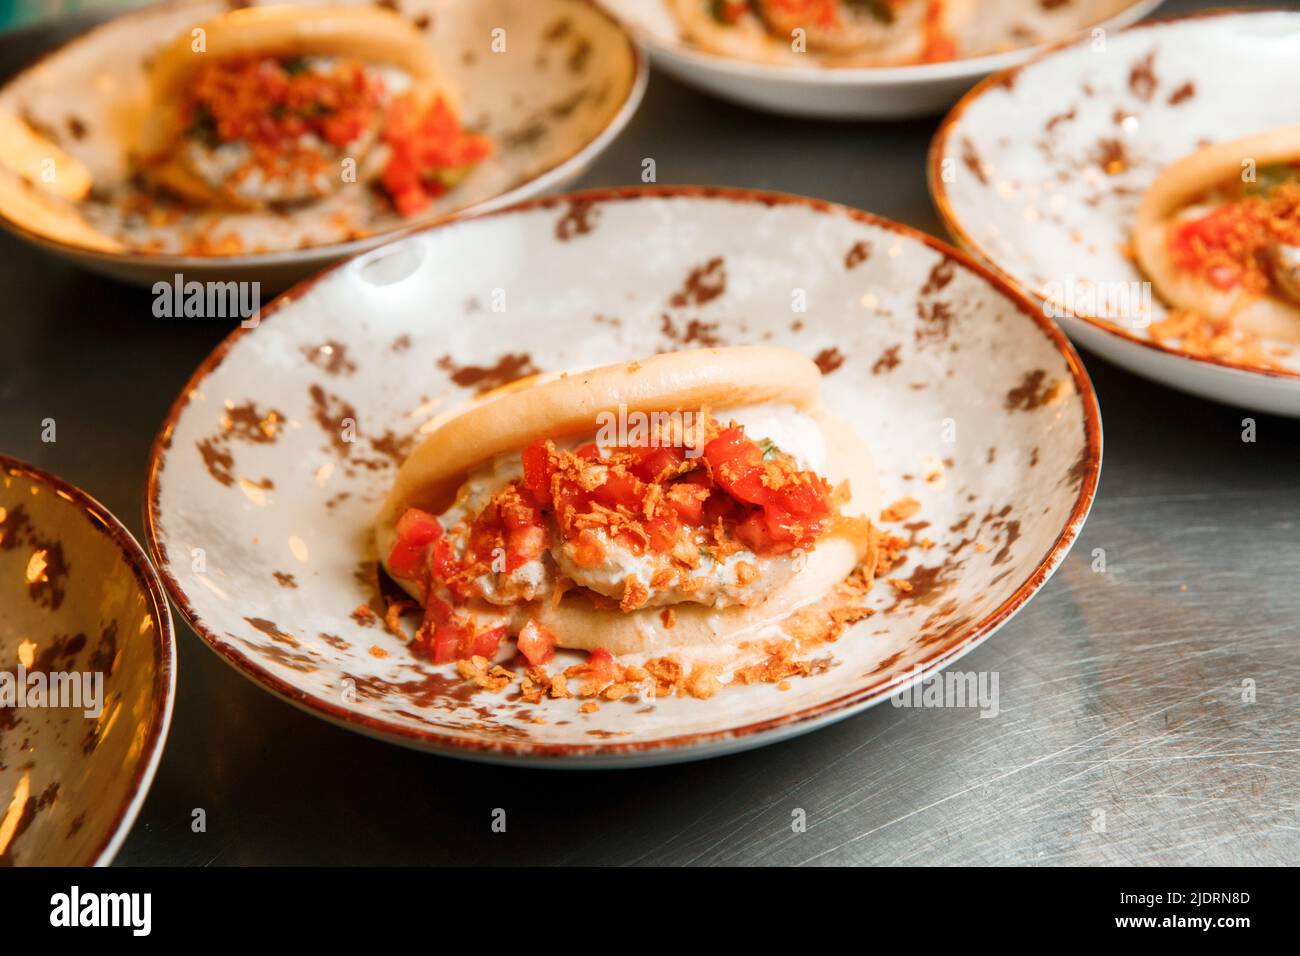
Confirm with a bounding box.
[0,773,30,859]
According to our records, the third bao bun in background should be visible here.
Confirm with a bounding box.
[377,347,880,659]
[1134,125,1300,344]
[666,0,973,67]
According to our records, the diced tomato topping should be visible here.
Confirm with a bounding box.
[590,470,645,511]
[701,427,831,551]
[584,648,615,683]
[732,511,770,554]
[430,623,464,663]
[517,619,557,666]
[413,595,507,664]
[1166,180,1300,295]
[462,485,550,577]
[665,473,709,525]
[186,57,383,153]
[397,507,444,544]
[521,439,555,504]
[628,444,686,482]
[645,513,680,554]
[417,596,462,663]
[406,412,839,663]
[713,0,749,24]
[470,625,505,660]
[921,0,959,63]
[703,427,767,504]
[429,537,457,578]
[387,507,443,579]
[497,495,548,571]
[380,94,491,217]
[775,478,832,518]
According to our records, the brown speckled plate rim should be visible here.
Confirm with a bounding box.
[0,0,649,267]
[0,454,176,863]
[597,0,1163,84]
[142,184,1103,765]
[928,5,1300,385]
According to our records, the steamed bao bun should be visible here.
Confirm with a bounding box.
[377,347,881,656]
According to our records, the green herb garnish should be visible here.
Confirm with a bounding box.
[186,103,220,148]
[758,437,784,461]
[1244,163,1299,198]
[845,0,896,25]
[280,56,312,76]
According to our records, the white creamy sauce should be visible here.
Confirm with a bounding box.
[553,531,791,609]
[472,555,552,605]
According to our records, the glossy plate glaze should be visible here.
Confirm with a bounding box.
[0,0,645,288]
[930,8,1300,416]
[145,186,1100,767]
[597,0,1161,118]
[0,457,175,865]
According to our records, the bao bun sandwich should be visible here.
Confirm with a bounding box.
[1134,126,1300,344]
[668,0,970,67]
[376,347,880,666]
[135,5,489,215]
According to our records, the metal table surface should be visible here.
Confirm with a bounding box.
[1,0,1296,867]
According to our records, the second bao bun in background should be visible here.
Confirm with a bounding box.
[137,5,454,208]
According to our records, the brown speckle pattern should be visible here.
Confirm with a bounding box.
[437,353,540,394]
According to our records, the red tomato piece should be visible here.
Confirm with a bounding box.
[591,470,645,511]
[431,620,466,663]
[585,647,615,683]
[469,625,505,660]
[703,427,768,504]
[521,439,555,504]
[645,513,680,553]
[517,619,556,666]
[629,444,686,482]
[665,474,709,525]
[387,507,444,578]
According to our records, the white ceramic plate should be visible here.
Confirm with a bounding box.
[0,0,645,288]
[931,8,1300,416]
[597,0,1161,119]
[145,186,1100,767]
[0,456,175,865]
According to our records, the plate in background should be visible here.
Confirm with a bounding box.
[931,8,1300,415]
[0,0,646,288]
[598,0,1162,119]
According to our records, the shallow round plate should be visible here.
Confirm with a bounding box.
[0,0,645,288]
[145,186,1100,767]
[0,456,175,864]
[597,0,1161,118]
[930,8,1300,416]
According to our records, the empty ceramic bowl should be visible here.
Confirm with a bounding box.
[0,456,175,865]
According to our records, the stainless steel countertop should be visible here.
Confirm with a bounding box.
[1,0,1295,866]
